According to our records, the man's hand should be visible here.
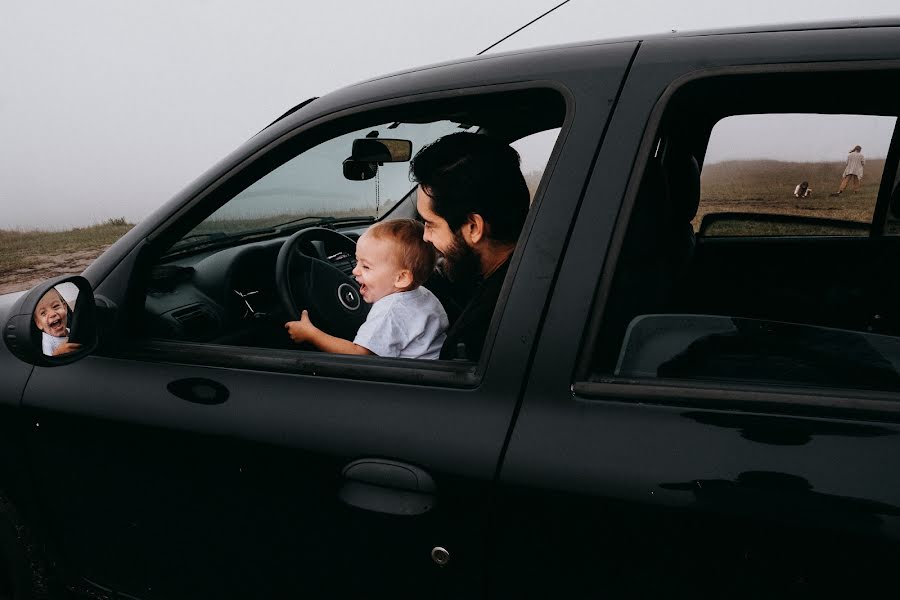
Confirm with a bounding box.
[52,342,82,356]
[285,310,318,344]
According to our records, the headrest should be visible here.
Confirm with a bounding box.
[665,152,701,223]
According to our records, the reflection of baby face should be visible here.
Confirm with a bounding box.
[33,290,68,338]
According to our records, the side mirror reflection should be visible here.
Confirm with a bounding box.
[3,275,98,367]
[33,284,81,357]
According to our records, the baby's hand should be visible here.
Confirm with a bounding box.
[52,342,82,356]
[285,310,317,343]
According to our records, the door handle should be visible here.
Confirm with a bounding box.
[339,458,437,516]
[167,378,229,405]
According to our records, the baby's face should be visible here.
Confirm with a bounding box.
[352,234,406,304]
[33,290,68,337]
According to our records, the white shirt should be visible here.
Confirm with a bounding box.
[41,330,69,356]
[843,151,865,178]
[353,286,448,359]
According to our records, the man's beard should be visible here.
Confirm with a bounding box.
[438,231,481,285]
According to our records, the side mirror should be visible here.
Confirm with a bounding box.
[3,275,98,367]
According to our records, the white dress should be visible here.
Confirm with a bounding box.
[843,151,865,178]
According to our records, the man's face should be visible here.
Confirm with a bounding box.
[416,186,480,283]
[416,186,454,255]
[33,290,68,337]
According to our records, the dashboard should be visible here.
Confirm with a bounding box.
[144,227,364,347]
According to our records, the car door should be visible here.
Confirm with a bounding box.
[20,43,636,599]
[490,26,900,599]
[0,293,35,527]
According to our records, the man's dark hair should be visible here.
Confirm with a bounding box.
[410,132,530,245]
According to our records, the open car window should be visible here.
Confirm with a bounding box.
[697,113,896,237]
[170,121,467,255]
[581,68,900,399]
[139,89,566,371]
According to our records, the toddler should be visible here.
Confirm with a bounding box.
[33,288,81,356]
[286,218,448,359]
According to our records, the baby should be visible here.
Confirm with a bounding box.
[33,288,81,356]
[285,218,448,359]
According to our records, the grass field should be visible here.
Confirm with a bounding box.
[0,218,134,293]
[697,159,885,235]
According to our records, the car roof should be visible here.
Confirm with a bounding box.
[263,16,900,137]
[354,17,900,88]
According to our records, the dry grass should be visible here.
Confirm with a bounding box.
[696,159,885,235]
[0,218,134,282]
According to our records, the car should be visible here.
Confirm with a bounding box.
[3,18,900,599]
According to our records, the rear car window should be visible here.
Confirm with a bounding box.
[696,113,896,237]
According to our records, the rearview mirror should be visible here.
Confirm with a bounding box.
[342,138,413,181]
[3,275,98,366]
[351,138,412,163]
[342,159,379,181]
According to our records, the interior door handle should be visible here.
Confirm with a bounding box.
[339,458,437,516]
[167,378,229,405]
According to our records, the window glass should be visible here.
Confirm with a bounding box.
[143,89,567,363]
[587,99,900,395]
[697,114,895,237]
[172,121,467,251]
[511,128,561,202]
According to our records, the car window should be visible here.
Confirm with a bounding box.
[171,121,467,253]
[582,71,900,397]
[511,127,561,202]
[697,114,896,237]
[141,89,567,369]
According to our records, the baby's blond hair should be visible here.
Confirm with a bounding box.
[362,219,435,287]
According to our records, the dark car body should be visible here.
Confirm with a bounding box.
[3,19,900,599]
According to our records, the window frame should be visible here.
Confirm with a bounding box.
[574,60,900,420]
[104,83,574,388]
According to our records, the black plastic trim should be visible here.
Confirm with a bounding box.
[574,378,900,423]
[112,339,479,388]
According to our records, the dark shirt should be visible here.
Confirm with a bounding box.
[439,259,510,361]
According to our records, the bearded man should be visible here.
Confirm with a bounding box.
[411,132,530,361]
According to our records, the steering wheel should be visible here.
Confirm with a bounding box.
[276,227,370,341]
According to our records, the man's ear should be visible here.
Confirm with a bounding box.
[394,269,414,290]
[462,213,486,245]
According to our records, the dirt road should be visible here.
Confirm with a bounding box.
[0,247,109,295]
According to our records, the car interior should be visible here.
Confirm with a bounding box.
[135,89,567,360]
[592,69,900,391]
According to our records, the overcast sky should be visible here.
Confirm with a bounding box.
[705,114,896,164]
[3,1,899,230]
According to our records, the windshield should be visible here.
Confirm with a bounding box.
[172,120,469,251]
